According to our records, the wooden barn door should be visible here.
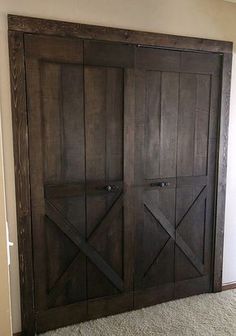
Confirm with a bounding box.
[24,35,135,333]
[23,31,221,333]
[134,47,221,307]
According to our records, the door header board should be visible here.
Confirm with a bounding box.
[8,14,232,54]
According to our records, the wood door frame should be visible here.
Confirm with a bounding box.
[8,14,232,335]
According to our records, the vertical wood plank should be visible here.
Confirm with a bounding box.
[213,53,232,292]
[177,74,197,177]
[145,71,161,179]
[134,69,146,287]
[83,66,104,299]
[160,72,179,178]
[197,73,218,281]
[25,58,47,311]
[123,68,135,291]
[8,30,35,335]
[105,68,123,182]
[85,67,106,184]
[41,63,62,183]
[60,64,87,303]
[194,75,211,176]
[84,66,107,248]
[61,64,85,182]
[85,66,124,299]
[105,68,124,280]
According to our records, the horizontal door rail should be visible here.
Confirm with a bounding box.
[45,180,123,198]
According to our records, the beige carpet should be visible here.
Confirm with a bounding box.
[40,290,236,336]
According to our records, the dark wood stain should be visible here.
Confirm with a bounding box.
[8,14,232,53]
[8,15,232,336]
[213,52,232,292]
[8,30,35,335]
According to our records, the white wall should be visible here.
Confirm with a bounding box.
[0,100,12,335]
[0,0,236,333]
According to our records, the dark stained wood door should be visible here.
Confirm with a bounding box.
[133,47,221,307]
[24,35,135,333]
[24,32,221,333]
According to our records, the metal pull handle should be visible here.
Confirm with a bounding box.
[104,185,118,192]
[150,182,170,188]
[96,184,119,192]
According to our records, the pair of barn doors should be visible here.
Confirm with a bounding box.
[9,15,232,335]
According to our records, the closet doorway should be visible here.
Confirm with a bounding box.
[8,15,232,335]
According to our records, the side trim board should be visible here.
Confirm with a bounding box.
[8,30,35,335]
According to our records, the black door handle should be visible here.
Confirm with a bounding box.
[104,185,119,192]
[97,184,119,192]
[150,182,170,188]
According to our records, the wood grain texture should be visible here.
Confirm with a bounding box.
[8,14,232,53]
[45,199,124,292]
[36,301,87,333]
[8,30,35,335]
[87,292,133,319]
[213,52,232,292]
[133,63,176,303]
[123,69,136,291]
[22,32,136,332]
[134,46,222,305]
[8,15,232,335]
[83,64,125,299]
[84,40,134,67]
[24,34,83,63]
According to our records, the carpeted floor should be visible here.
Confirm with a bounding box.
[40,290,236,336]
